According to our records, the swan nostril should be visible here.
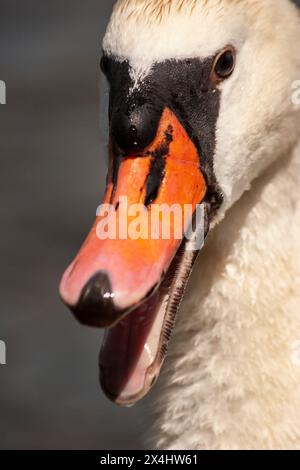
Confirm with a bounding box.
[129,125,137,137]
[111,100,162,155]
[128,125,139,149]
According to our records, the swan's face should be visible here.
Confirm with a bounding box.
[60,0,300,405]
[103,0,300,215]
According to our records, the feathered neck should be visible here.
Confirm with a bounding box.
[149,141,300,450]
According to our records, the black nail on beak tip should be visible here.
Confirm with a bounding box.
[70,272,121,328]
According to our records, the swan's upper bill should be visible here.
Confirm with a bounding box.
[60,0,300,406]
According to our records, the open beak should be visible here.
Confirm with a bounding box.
[60,107,208,405]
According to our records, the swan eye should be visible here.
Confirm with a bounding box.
[213,47,236,82]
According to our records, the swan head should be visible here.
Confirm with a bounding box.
[60,0,300,405]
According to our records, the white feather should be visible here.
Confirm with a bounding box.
[103,0,300,449]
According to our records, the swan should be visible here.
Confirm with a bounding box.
[60,0,300,450]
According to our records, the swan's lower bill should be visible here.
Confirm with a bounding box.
[99,237,202,405]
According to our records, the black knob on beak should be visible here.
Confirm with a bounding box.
[111,100,162,154]
[71,272,122,328]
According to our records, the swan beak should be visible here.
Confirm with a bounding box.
[60,108,206,326]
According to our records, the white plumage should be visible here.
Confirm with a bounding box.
[103,0,300,449]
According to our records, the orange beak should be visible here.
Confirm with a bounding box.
[60,108,207,326]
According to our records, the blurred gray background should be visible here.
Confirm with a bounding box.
[0,0,150,450]
[0,0,299,451]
